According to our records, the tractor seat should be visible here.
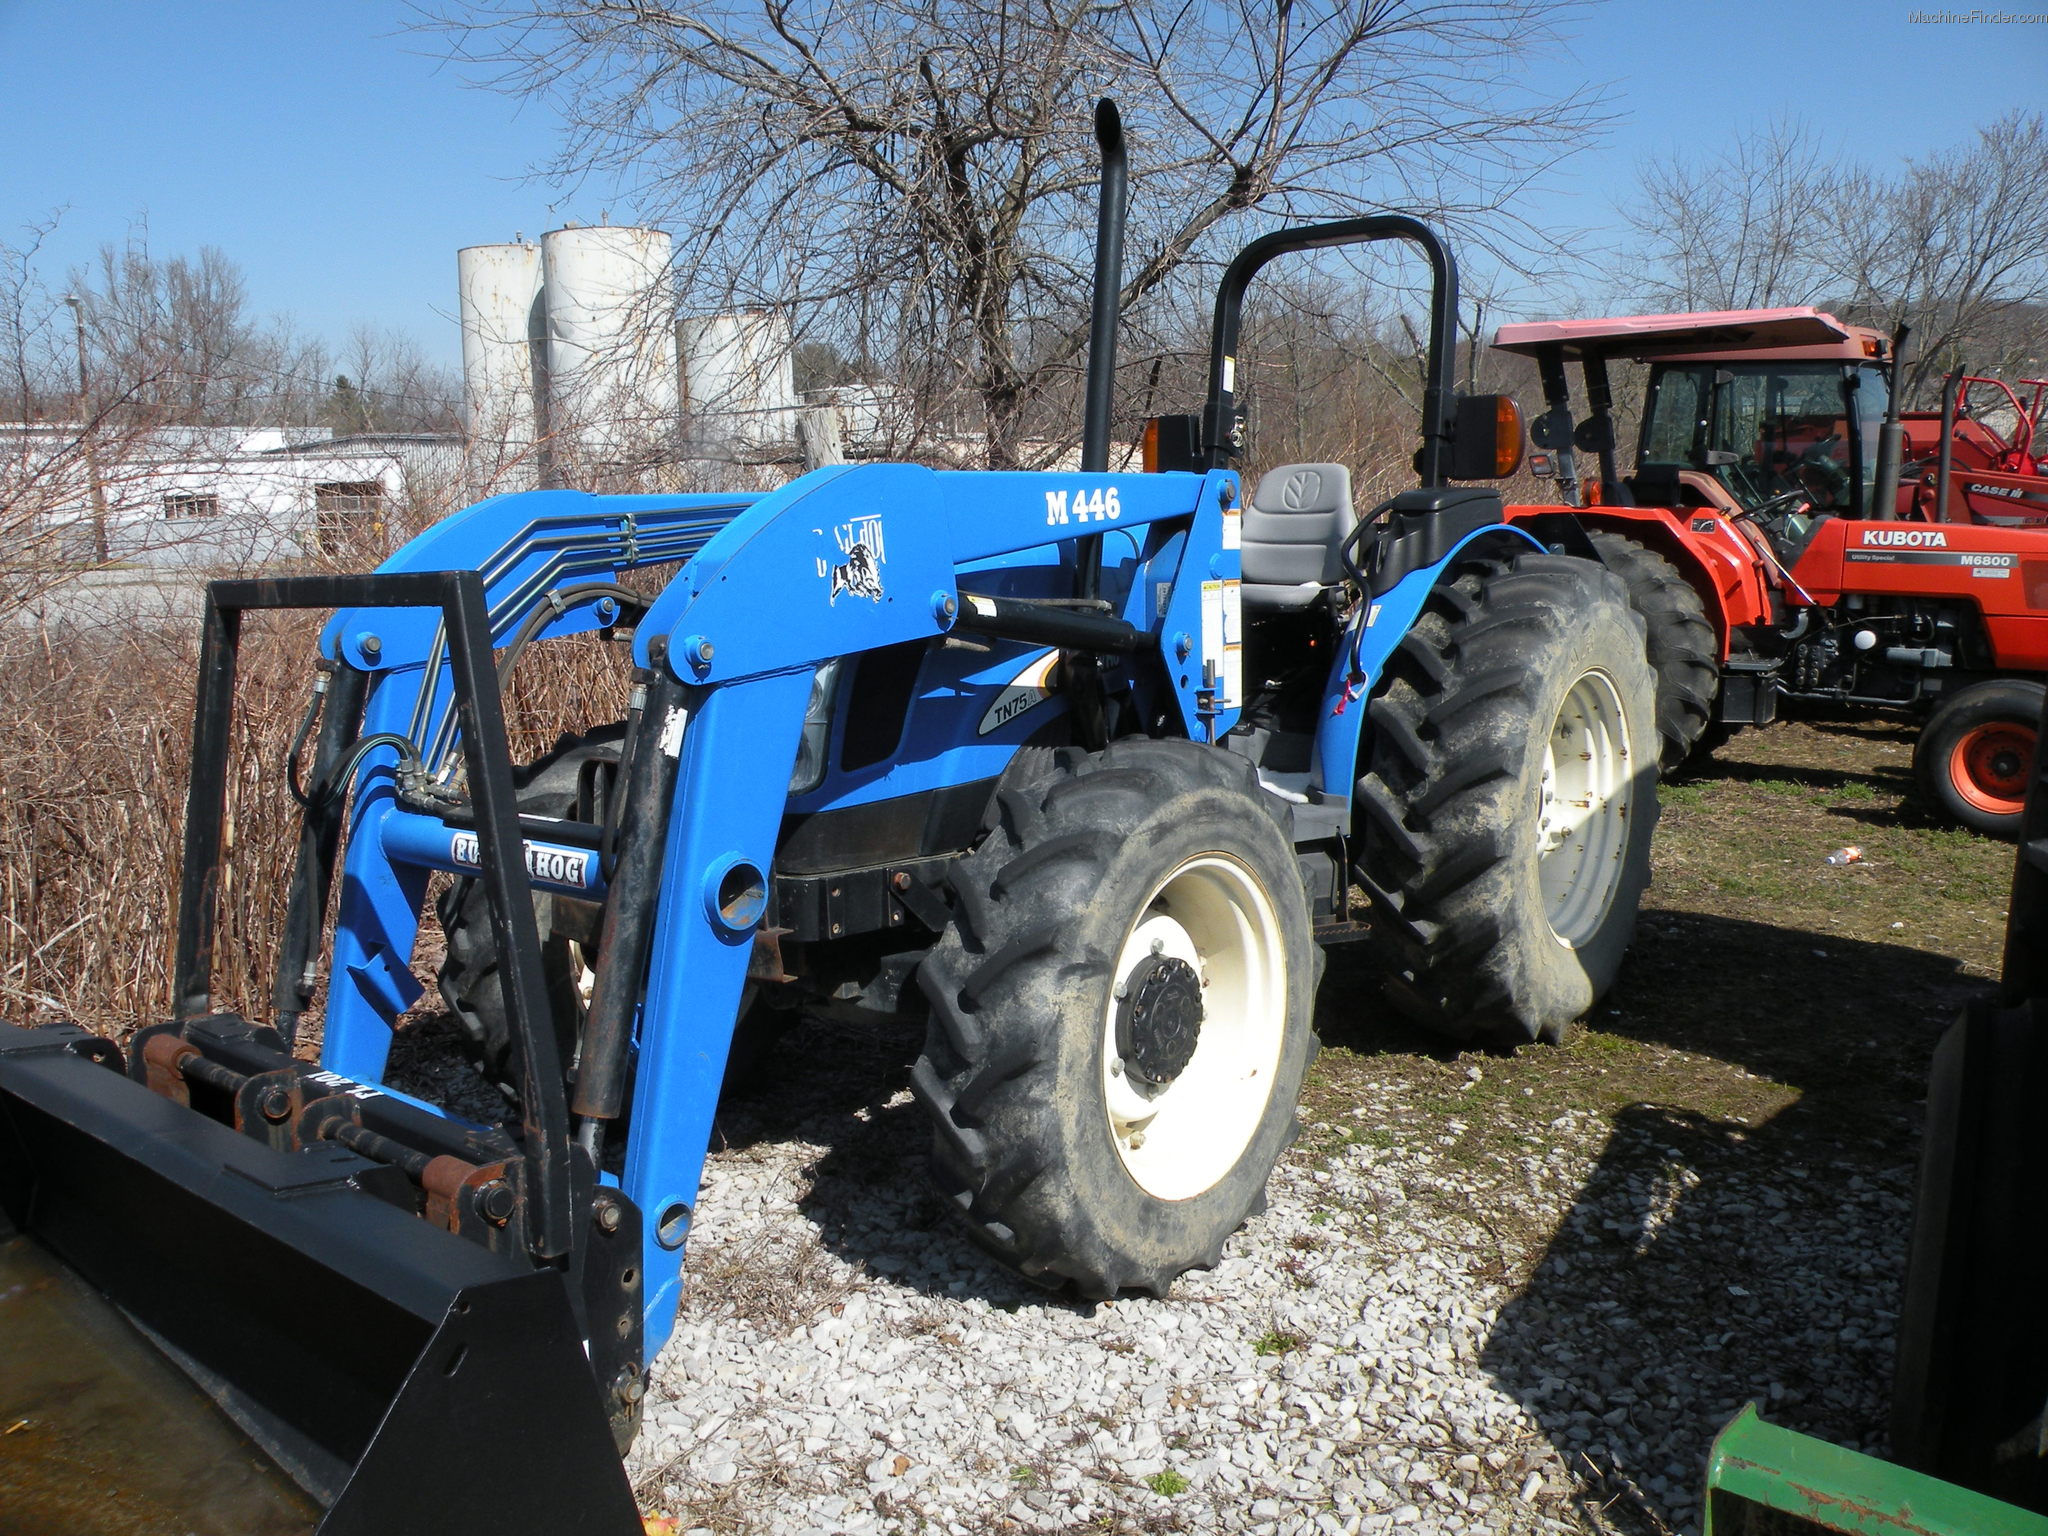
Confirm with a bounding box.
[1241,463,1356,611]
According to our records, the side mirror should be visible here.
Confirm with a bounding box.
[1141,414,1202,473]
[1448,394,1526,479]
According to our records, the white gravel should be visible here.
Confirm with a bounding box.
[623,1024,1913,1536]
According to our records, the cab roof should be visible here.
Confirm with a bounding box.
[1492,307,1886,363]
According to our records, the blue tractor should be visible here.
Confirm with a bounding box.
[0,105,1655,1533]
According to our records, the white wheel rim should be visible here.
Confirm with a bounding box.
[1536,668,1635,948]
[1100,854,1287,1201]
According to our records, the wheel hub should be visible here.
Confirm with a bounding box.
[1952,721,2034,813]
[1115,953,1204,1091]
[1536,669,1634,948]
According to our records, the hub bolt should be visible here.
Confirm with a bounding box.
[478,1181,516,1226]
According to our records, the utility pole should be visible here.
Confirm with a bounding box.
[62,293,111,563]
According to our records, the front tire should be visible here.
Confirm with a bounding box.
[436,723,787,1100]
[437,725,626,1086]
[1356,552,1660,1047]
[1915,679,2044,839]
[912,740,1317,1298]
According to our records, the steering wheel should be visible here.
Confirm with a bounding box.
[1738,487,1813,521]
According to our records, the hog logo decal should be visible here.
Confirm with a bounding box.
[818,515,886,604]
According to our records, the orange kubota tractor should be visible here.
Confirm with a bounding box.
[1491,308,2048,835]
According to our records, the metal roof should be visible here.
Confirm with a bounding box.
[1492,307,1874,361]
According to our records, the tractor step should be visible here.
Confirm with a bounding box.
[0,1020,643,1536]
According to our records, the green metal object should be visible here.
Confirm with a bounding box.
[1706,1406,2048,1536]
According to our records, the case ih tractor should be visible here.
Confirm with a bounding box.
[0,106,1657,1532]
[1901,371,2048,524]
[1493,308,2048,835]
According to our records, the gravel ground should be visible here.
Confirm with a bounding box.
[616,1009,1914,1536]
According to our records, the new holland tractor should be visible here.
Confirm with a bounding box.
[1492,307,2048,836]
[0,105,1656,1532]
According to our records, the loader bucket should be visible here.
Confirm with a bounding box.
[1704,1406,2048,1536]
[0,1021,643,1536]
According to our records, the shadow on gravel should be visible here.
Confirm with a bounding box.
[709,1012,1085,1313]
[1480,913,1984,1536]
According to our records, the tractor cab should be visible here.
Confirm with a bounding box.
[1493,307,1894,554]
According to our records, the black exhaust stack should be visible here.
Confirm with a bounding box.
[1870,323,1912,519]
[1065,98,1127,752]
[1935,368,1961,522]
[1081,97,1127,477]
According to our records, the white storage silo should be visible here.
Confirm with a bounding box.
[457,242,545,455]
[541,225,680,468]
[679,310,799,449]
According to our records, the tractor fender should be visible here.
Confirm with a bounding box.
[1310,523,1548,801]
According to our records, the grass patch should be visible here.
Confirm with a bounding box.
[1146,1470,1190,1497]
[1749,777,1812,798]
[1251,1327,1303,1357]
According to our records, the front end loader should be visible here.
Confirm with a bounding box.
[1,102,1658,1528]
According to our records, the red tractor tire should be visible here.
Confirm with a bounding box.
[1914,679,2045,839]
[1586,531,1719,774]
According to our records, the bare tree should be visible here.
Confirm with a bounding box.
[0,229,463,608]
[1619,118,1844,314]
[2,215,70,424]
[428,0,1606,466]
[1828,111,2048,399]
[1623,111,2048,404]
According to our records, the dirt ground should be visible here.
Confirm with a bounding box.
[1302,703,2014,1529]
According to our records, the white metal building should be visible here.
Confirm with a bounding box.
[2,422,462,571]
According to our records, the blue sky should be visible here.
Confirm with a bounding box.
[2,0,2043,367]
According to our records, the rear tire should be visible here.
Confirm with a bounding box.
[912,739,1317,1298]
[1914,679,2044,839]
[1587,530,1718,773]
[1355,552,1660,1047]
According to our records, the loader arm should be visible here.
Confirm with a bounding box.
[298,461,1241,1360]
